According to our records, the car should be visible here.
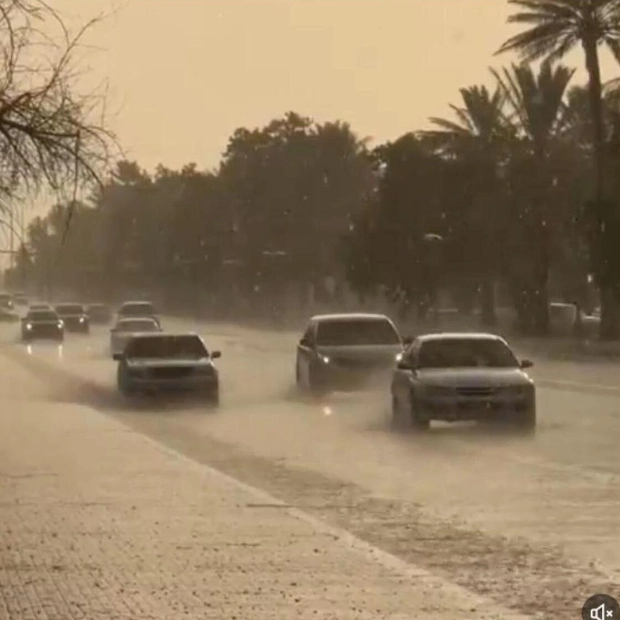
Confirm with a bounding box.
[116,300,161,327]
[0,293,13,310]
[21,309,64,342]
[390,332,536,432]
[87,303,112,325]
[110,317,162,357]
[0,307,19,322]
[295,313,406,396]
[113,332,221,404]
[54,303,90,333]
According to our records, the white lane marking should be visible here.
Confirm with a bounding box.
[107,414,533,619]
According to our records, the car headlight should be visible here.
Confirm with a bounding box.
[26,323,32,330]
[318,354,330,364]
[57,320,64,328]
[79,316,85,323]
[395,352,403,362]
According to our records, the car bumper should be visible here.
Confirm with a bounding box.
[124,375,218,393]
[314,363,394,390]
[22,327,64,339]
[418,397,534,421]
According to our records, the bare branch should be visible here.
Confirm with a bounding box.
[0,0,121,209]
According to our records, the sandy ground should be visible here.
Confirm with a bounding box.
[1,317,619,618]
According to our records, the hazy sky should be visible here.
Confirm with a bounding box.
[60,0,619,173]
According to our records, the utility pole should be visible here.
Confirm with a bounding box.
[9,207,14,271]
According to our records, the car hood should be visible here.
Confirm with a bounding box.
[126,358,212,368]
[417,367,532,387]
[316,344,403,362]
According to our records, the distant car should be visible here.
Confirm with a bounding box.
[295,313,406,396]
[87,303,112,325]
[21,309,64,342]
[114,332,220,404]
[13,294,28,306]
[117,300,161,326]
[390,332,536,432]
[110,317,162,357]
[0,293,13,310]
[54,303,90,333]
[0,307,19,322]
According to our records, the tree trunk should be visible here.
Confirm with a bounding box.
[480,279,496,327]
[583,39,619,340]
[531,221,550,336]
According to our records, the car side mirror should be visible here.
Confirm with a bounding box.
[397,359,414,371]
[110,328,117,333]
[299,337,311,347]
[211,350,221,359]
[402,336,414,346]
[520,359,534,369]
[112,353,123,361]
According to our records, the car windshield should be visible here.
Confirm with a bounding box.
[316,318,400,346]
[28,311,58,321]
[417,338,518,369]
[125,335,207,359]
[56,304,83,314]
[116,319,159,332]
[121,303,155,316]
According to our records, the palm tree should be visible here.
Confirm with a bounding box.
[422,85,512,326]
[497,0,620,339]
[493,60,576,334]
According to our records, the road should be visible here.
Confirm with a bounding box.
[2,316,620,618]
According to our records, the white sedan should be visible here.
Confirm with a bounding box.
[390,332,536,432]
[110,317,162,358]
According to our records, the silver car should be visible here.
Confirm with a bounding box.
[114,332,221,405]
[390,333,536,432]
[110,317,162,357]
[296,313,407,395]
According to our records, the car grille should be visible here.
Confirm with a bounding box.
[147,367,194,379]
[456,386,496,397]
[30,324,60,336]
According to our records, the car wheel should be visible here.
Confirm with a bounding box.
[515,407,536,434]
[390,394,409,430]
[206,386,219,408]
[307,364,328,398]
[409,391,430,431]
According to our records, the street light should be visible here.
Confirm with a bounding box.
[422,232,445,323]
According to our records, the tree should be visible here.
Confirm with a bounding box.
[344,134,450,319]
[219,112,375,311]
[493,60,576,334]
[0,0,118,258]
[497,0,620,339]
[422,85,513,326]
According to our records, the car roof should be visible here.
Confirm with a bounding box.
[55,302,82,306]
[310,313,392,323]
[117,317,158,323]
[416,332,505,342]
[128,332,198,339]
[121,300,153,305]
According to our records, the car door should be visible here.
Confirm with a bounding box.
[296,322,316,378]
[392,339,419,402]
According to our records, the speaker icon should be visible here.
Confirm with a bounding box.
[582,594,619,620]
